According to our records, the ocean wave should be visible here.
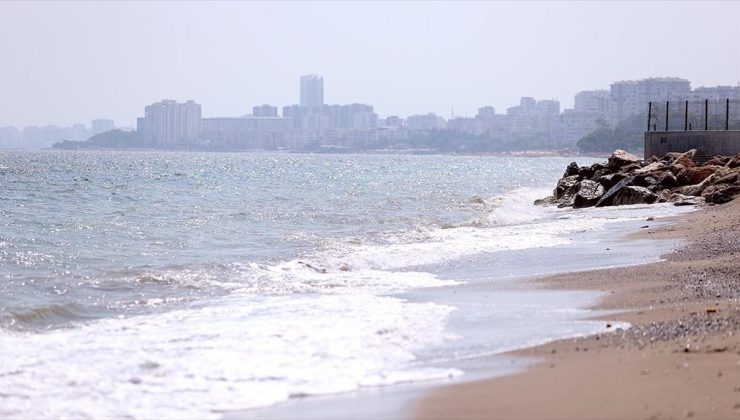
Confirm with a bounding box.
[4,303,103,330]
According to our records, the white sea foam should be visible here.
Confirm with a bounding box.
[0,293,460,419]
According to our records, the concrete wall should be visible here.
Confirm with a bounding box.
[644,131,740,159]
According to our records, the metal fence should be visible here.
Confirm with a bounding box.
[647,99,740,132]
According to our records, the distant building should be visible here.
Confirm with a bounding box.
[91,119,114,136]
[689,85,740,101]
[505,97,560,137]
[322,104,378,130]
[610,77,691,121]
[0,126,19,149]
[446,117,478,134]
[136,100,202,148]
[383,116,403,127]
[476,106,496,120]
[300,75,324,111]
[252,104,278,117]
[71,123,88,141]
[574,90,610,114]
[557,109,605,146]
[406,113,445,130]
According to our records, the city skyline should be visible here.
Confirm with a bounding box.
[6,74,738,152]
[2,73,739,131]
[1,1,739,127]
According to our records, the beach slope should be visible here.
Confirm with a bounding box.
[415,199,740,419]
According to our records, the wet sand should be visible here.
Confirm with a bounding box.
[415,199,740,419]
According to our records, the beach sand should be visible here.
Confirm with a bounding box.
[415,199,740,419]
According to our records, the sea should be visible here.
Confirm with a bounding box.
[0,151,694,418]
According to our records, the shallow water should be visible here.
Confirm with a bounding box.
[0,151,692,418]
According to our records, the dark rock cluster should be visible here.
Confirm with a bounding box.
[537,149,740,208]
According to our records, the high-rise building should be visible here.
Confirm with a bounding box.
[252,104,278,117]
[91,119,114,136]
[137,100,201,147]
[610,77,690,121]
[300,75,324,110]
[574,90,611,113]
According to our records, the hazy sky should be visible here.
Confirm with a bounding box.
[1,1,739,127]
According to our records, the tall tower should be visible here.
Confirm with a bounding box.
[300,75,324,110]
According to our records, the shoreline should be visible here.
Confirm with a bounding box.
[415,199,740,419]
[235,209,690,420]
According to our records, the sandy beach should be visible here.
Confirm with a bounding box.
[415,198,740,419]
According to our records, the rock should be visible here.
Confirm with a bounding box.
[657,171,678,189]
[705,156,730,167]
[534,196,558,206]
[677,166,721,185]
[657,189,675,203]
[620,162,642,174]
[607,149,641,170]
[563,161,579,177]
[611,186,658,206]
[726,157,740,169]
[673,149,698,168]
[662,152,683,163]
[704,185,740,205]
[712,170,739,185]
[595,176,635,207]
[686,165,724,184]
[659,189,702,205]
[578,165,595,179]
[674,196,704,206]
[670,163,686,176]
[573,180,605,208]
[634,161,666,175]
[554,175,580,199]
[590,167,612,182]
[597,172,628,189]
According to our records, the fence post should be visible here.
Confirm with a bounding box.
[726,98,730,131]
[684,100,688,131]
[647,102,652,131]
[704,99,708,130]
[665,101,669,131]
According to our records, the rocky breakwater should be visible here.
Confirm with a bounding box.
[537,149,740,208]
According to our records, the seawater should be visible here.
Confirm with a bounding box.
[0,151,692,418]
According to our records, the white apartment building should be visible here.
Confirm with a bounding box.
[406,113,445,130]
[137,100,202,148]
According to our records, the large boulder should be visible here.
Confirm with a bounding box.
[673,149,698,168]
[704,185,740,204]
[573,180,605,208]
[611,186,658,206]
[563,161,580,177]
[595,176,635,207]
[554,175,580,199]
[607,149,641,171]
[597,172,628,190]
[634,161,667,175]
[712,170,739,185]
[705,156,731,167]
[578,165,596,179]
[676,166,721,185]
[657,171,678,189]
